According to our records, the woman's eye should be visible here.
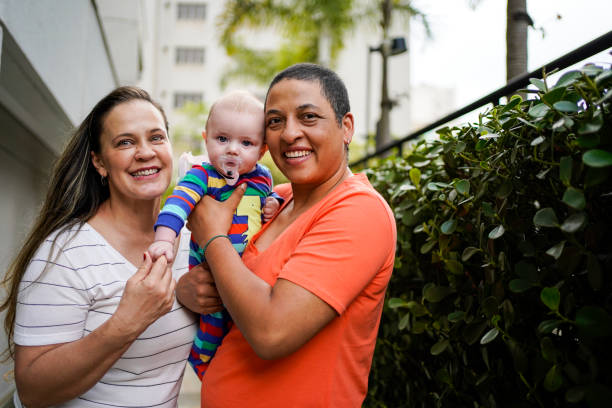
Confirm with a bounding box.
[117,139,133,147]
[267,117,281,126]
[151,134,166,143]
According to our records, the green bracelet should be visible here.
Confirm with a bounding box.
[202,234,231,256]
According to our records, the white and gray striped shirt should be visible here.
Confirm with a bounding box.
[14,223,197,407]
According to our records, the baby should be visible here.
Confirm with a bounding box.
[149,90,281,379]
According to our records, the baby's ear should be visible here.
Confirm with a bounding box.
[201,130,207,140]
[259,144,268,159]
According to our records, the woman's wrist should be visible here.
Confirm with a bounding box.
[202,234,231,257]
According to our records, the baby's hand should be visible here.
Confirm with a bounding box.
[263,197,281,223]
[148,240,175,263]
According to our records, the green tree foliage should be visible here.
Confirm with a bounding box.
[363,63,612,407]
[217,0,427,86]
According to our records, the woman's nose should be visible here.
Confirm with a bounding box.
[281,117,302,143]
[135,143,156,160]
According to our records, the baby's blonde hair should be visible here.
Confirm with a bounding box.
[206,90,264,132]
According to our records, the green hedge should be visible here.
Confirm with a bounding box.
[364,62,612,408]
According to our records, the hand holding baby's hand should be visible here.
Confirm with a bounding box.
[148,240,175,263]
[263,197,281,223]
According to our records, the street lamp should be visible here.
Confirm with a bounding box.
[365,36,407,153]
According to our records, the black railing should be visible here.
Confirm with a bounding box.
[350,30,612,169]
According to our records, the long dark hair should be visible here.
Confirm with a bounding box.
[0,86,168,359]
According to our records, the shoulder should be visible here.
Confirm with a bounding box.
[316,174,396,247]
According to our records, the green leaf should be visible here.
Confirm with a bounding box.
[553,100,580,112]
[495,182,512,199]
[488,225,505,240]
[448,311,465,322]
[529,78,546,92]
[540,287,561,311]
[578,115,604,134]
[420,239,437,254]
[561,212,586,233]
[475,139,489,151]
[554,70,581,88]
[538,319,562,334]
[444,259,464,275]
[540,337,558,363]
[559,156,572,185]
[583,149,612,168]
[528,103,550,118]
[463,321,488,345]
[585,166,611,187]
[455,141,466,153]
[480,328,499,345]
[565,387,585,403]
[575,306,612,338]
[388,298,410,309]
[430,339,450,355]
[482,202,495,217]
[409,167,421,188]
[398,313,410,330]
[546,241,566,259]
[501,96,522,112]
[461,246,480,262]
[455,179,470,195]
[533,208,559,227]
[544,365,563,392]
[577,133,600,148]
[562,187,585,210]
[542,87,566,105]
[509,279,532,293]
[441,219,457,234]
[423,284,454,303]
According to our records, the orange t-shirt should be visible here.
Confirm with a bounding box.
[202,173,397,407]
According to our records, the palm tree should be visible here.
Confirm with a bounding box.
[506,0,531,81]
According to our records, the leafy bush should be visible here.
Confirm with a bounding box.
[364,63,612,408]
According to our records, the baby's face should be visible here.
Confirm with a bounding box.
[205,107,265,180]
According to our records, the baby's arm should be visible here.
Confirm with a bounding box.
[148,226,176,262]
[262,196,281,223]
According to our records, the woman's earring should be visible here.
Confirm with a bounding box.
[101,175,107,186]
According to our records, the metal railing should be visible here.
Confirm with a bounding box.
[350,30,612,169]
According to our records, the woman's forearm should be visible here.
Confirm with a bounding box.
[204,238,336,359]
[15,316,137,408]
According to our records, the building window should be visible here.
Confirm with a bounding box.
[175,47,205,64]
[177,3,206,20]
[174,92,203,108]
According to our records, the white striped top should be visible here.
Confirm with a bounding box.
[14,223,197,407]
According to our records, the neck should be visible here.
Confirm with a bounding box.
[290,165,351,214]
[96,194,161,236]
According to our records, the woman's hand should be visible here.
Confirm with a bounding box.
[187,183,246,247]
[111,252,176,338]
[175,262,223,314]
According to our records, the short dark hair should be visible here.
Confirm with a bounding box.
[266,63,350,126]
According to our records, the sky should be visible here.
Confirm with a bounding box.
[409,0,612,107]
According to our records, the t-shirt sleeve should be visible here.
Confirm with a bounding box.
[156,164,209,235]
[14,238,91,345]
[278,191,395,314]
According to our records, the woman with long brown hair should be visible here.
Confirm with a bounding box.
[1,86,206,407]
